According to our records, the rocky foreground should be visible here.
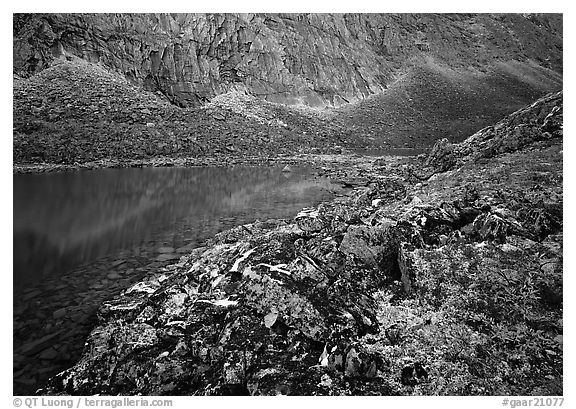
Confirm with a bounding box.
[42,92,562,396]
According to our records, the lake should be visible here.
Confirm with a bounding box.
[13,165,341,394]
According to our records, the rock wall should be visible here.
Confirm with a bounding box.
[13,13,562,107]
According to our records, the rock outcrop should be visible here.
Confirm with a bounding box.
[425,91,563,173]
[14,13,562,108]
[41,92,562,396]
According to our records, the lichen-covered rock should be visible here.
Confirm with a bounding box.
[339,225,395,271]
[295,208,325,233]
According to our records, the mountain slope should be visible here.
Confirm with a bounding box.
[332,57,562,148]
[13,13,563,166]
[13,58,344,166]
[14,13,562,108]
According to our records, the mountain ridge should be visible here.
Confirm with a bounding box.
[13,13,563,167]
[14,13,562,108]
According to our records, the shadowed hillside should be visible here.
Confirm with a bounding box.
[332,57,562,149]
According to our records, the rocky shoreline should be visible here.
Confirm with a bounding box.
[12,151,399,174]
[13,151,416,396]
[14,245,190,396]
[37,92,562,396]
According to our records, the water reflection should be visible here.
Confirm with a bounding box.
[13,165,339,290]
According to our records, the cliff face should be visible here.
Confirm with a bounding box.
[13,13,563,108]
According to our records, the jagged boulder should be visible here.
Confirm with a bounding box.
[424,138,456,172]
[339,225,386,268]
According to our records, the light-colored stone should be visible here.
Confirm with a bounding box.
[156,253,181,262]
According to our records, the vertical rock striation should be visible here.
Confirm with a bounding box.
[14,13,563,108]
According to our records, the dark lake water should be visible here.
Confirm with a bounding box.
[13,165,340,290]
[12,165,341,394]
